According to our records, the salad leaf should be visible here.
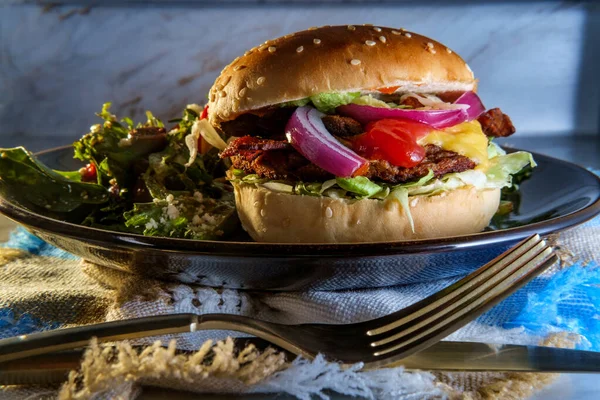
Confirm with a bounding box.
[0,147,109,213]
[124,190,237,240]
[73,102,168,190]
[336,176,382,197]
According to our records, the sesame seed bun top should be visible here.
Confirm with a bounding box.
[207,25,477,127]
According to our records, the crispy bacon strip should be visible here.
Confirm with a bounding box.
[220,136,291,158]
[321,115,364,137]
[477,108,516,138]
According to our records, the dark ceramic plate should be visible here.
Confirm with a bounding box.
[1,146,599,290]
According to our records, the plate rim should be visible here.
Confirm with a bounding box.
[0,145,599,257]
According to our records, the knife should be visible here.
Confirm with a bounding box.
[1,339,599,385]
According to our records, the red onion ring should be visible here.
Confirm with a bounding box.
[285,106,368,177]
[337,91,486,129]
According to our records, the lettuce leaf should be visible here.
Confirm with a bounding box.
[484,151,537,189]
[310,92,361,113]
[280,92,361,113]
[351,95,412,109]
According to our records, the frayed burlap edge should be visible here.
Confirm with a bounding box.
[58,337,287,400]
[57,332,580,400]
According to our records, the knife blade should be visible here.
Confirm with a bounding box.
[1,339,599,385]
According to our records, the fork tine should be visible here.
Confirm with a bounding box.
[370,240,550,347]
[371,245,556,359]
[367,234,544,337]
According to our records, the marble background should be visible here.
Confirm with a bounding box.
[1,1,598,149]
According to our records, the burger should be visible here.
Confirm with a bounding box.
[204,25,535,243]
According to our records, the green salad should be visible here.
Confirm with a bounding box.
[0,103,237,240]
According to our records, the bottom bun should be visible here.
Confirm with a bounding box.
[232,183,501,243]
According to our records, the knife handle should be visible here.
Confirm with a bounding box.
[0,313,198,363]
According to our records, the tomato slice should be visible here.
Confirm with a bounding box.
[351,119,432,168]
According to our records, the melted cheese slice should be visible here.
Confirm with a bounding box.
[418,121,489,170]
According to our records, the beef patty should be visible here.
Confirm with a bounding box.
[222,136,476,184]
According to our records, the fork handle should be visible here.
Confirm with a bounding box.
[0,313,305,364]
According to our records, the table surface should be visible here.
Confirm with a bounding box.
[1,135,598,398]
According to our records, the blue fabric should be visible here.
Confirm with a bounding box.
[2,227,78,260]
[0,308,60,339]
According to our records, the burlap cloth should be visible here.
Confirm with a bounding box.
[0,209,599,399]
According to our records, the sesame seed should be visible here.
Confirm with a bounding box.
[391,30,401,35]
[325,207,333,218]
[430,49,437,54]
[253,201,260,207]
[365,40,376,46]
[257,76,266,85]
[244,50,253,56]
[308,26,318,30]
[238,87,247,97]
[446,48,452,54]
[379,36,386,43]
[233,65,246,71]
[296,46,304,53]
[313,38,321,44]
[258,45,268,51]
[260,209,266,217]
[215,84,223,91]
[347,25,356,31]
[410,198,419,207]
[268,46,276,53]
[427,42,434,48]
[221,75,231,86]
[373,27,382,32]
[210,93,216,102]
[400,27,406,31]
[404,33,412,38]
[350,59,361,65]
[219,90,226,98]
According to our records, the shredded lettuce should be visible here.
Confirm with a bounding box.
[232,142,535,205]
[336,176,382,197]
[389,187,414,232]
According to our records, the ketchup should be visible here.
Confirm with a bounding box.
[376,86,400,95]
[351,119,432,168]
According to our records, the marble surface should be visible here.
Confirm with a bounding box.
[1,1,598,148]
